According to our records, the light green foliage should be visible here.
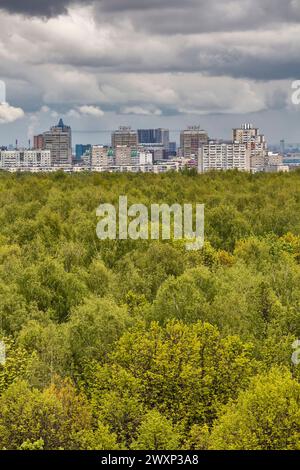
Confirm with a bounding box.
[0,171,299,449]
[0,337,33,394]
[209,368,300,450]
[183,424,210,450]
[131,410,181,450]
[0,379,92,450]
[84,320,257,436]
[67,297,131,364]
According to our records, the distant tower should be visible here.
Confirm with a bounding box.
[43,118,72,166]
[138,128,170,159]
[111,126,138,149]
[180,126,209,158]
[233,123,267,172]
[280,139,285,155]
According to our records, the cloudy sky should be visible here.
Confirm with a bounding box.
[0,0,300,147]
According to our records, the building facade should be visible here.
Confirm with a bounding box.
[198,142,250,173]
[91,146,114,168]
[168,141,177,157]
[112,127,138,149]
[0,150,51,171]
[180,126,209,159]
[75,144,91,160]
[33,134,44,150]
[43,118,72,166]
[232,123,267,172]
[138,128,169,158]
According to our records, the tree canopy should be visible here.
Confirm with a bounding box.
[0,170,300,449]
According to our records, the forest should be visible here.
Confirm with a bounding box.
[1,169,300,450]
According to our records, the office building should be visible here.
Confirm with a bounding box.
[137,128,169,146]
[75,144,91,160]
[138,128,169,157]
[168,142,177,157]
[112,127,138,149]
[180,126,209,159]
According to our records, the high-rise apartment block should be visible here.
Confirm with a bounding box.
[198,142,250,173]
[180,126,209,159]
[43,118,72,166]
[232,123,266,145]
[233,123,267,172]
[112,127,138,149]
[114,146,138,166]
[91,146,114,168]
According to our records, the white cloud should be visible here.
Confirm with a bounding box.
[121,106,162,116]
[0,102,24,124]
[77,105,104,117]
[67,105,104,118]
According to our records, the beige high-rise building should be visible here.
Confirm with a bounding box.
[180,126,209,159]
[112,126,138,149]
[91,146,114,168]
[43,118,72,166]
[233,123,267,172]
[115,146,137,166]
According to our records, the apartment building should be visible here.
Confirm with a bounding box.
[198,142,250,173]
[0,150,52,171]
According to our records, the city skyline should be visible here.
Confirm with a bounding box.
[0,1,300,145]
[0,120,291,175]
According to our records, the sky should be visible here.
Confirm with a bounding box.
[0,0,300,147]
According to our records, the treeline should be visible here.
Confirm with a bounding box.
[0,170,300,449]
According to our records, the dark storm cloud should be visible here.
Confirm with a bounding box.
[95,0,300,33]
[98,0,197,12]
[0,0,197,16]
[2,0,300,33]
[0,0,74,17]
[0,0,299,124]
